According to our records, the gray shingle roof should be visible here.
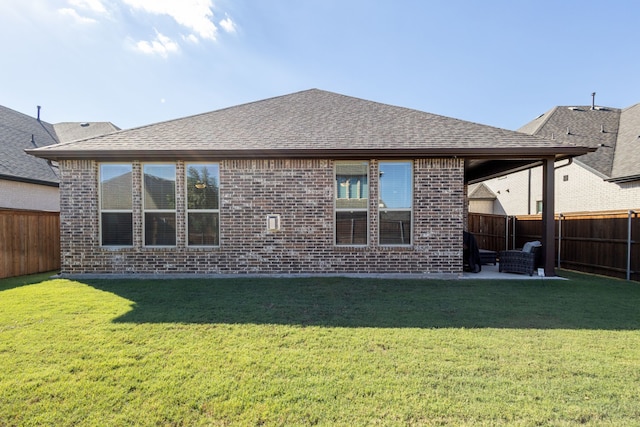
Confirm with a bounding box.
[1,106,120,186]
[611,103,640,181]
[28,89,591,162]
[53,121,120,143]
[518,103,640,182]
[0,105,60,185]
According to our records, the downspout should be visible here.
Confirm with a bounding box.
[557,213,563,269]
[628,210,636,281]
[527,169,532,215]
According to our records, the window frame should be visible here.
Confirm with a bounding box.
[142,163,177,247]
[99,163,133,247]
[334,160,369,246]
[185,162,221,247]
[378,160,413,246]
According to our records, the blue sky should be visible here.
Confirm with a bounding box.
[1,0,639,132]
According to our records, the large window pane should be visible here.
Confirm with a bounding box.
[144,213,176,246]
[187,164,219,210]
[100,164,132,210]
[144,164,176,210]
[379,161,412,245]
[379,162,412,209]
[101,213,133,246]
[336,211,368,245]
[100,164,133,246]
[188,212,219,246]
[379,211,411,245]
[336,162,368,210]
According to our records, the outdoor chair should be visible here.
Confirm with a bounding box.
[499,241,542,276]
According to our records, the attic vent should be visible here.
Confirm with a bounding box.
[567,107,582,111]
[80,122,90,127]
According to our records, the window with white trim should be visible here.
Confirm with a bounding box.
[379,161,412,245]
[335,161,368,245]
[143,164,176,246]
[186,163,220,246]
[100,164,133,246]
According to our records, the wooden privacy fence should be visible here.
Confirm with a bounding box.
[0,209,60,279]
[468,210,640,282]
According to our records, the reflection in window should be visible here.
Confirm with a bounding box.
[379,161,412,245]
[100,164,133,246]
[186,164,220,246]
[143,164,176,246]
[335,161,368,245]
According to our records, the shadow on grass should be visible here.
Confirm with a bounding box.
[0,271,59,292]
[84,272,640,330]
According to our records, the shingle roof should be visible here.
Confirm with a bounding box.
[53,121,120,143]
[28,89,591,163]
[518,103,640,182]
[0,105,60,185]
[0,106,120,186]
[611,103,640,181]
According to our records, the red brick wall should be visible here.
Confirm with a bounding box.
[59,158,464,276]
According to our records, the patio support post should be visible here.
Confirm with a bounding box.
[542,157,556,277]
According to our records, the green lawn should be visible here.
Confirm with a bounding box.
[1,271,639,426]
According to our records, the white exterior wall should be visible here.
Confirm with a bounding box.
[0,180,60,211]
[484,163,640,215]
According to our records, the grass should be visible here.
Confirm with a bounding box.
[1,271,639,426]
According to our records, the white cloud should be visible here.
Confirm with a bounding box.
[68,0,107,14]
[134,31,180,58]
[219,15,236,34]
[58,7,98,24]
[122,0,218,41]
[182,34,200,44]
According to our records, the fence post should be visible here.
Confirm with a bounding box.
[505,216,509,251]
[628,210,635,281]
[557,213,563,269]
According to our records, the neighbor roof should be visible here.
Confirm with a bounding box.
[1,105,120,186]
[518,102,640,182]
[0,105,60,186]
[53,121,120,144]
[27,89,593,181]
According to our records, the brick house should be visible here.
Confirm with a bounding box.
[473,99,640,216]
[27,90,592,277]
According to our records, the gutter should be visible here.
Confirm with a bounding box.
[0,174,59,187]
[25,146,595,162]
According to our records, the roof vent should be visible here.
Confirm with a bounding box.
[594,106,608,111]
[567,106,582,111]
[80,122,90,127]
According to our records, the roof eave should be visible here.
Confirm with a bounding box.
[26,146,595,161]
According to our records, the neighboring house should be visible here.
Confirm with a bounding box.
[467,183,498,215]
[27,89,592,277]
[475,101,640,215]
[0,105,119,211]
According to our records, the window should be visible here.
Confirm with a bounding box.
[143,164,176,246]
[379,161,412,245]
[100,164,133,246]
[335,161,368,245]
[186,163,220,246]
